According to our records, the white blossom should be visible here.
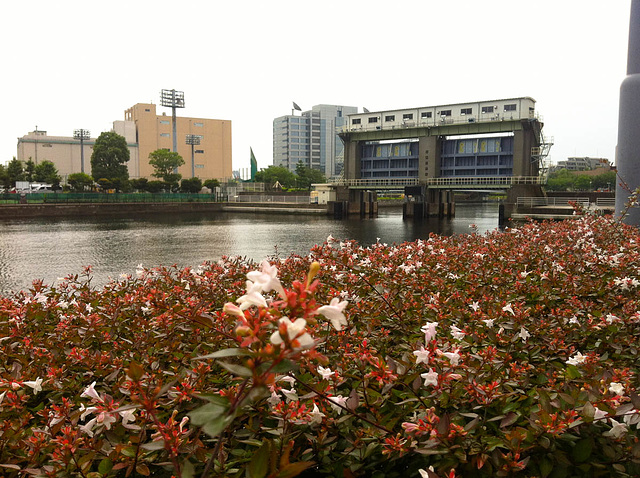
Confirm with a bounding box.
[317,366,335,380]
[270,318,314,350]
[413,346,430,365]
[609,382,625,396]
[316,298,348,331]
[23,377,43,394]
[566,352,587,366]
[421,369,439,387]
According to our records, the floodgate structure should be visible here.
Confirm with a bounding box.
[329,97,552,218]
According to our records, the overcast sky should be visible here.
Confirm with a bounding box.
[1,0,632,173]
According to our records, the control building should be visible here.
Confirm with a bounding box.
[340,97,545,182]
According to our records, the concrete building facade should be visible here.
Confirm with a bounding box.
[123,103,232,180]
[273,104,357,177]
[17,129,140,181]
[16,103,232,182]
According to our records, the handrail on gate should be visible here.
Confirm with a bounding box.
[331,176,543,188]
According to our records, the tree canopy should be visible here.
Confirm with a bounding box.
[6,158,25,186]
[67,172,94,192]
[295,162,327,189]
[546,169,616,192]
[148,149,184,188]
[254,165,297,189]
[34,160,61,188]
[90,132,130,190]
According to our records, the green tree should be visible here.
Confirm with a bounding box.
[24,159,36,182]
[295,162,326,190]
[67,172,95,192]
[180,177,203,193]
[90,132,130,190]
[203,179,220,190]
[34,160,61,188]
[146,180,167,193]
[591,171,617,190]
[545,169,576,191]
[255,165,297,189]
[148,150,184,181]
[131,178,149,192]
[574,175,592,191]
[0,164,8,189]
[6,158,24,186]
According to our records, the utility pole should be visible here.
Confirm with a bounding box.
[615,0,640,224]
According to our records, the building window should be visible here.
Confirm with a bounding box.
[440,110,452,116]
[160,120,170,124]
[385,115,395,122]
[504,104,517,111]
[481,106,494,113]
[461,108,472,115]
[160,133,170,137]
[145,108,151,112]
[421,112,432,118]
[403,113,414,120]
[195,149,204,154]
[42,143,52,148]
[195,164,204,169]
[352,118,361,125]
[368,117,378,123]
[194,122,204,127]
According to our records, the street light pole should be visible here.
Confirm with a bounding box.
[186,134,201,179]
[74,129,91,174]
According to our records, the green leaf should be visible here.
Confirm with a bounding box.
[565,364,582,380]
[202,413,235,438]
[539,457,553,477]
[500,412,519,428]
[571,438,593,463]
[127,361,145,381]
[140,440,166,451]
[189,402,229,426]
[194,348,250,360]
[217,361,253,378]
[98,458,113,475]
[275,461,316,478]
[249,441,271,478]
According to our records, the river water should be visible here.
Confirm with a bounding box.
[0,203,499,295]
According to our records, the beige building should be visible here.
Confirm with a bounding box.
[16,129,139,180]
[16,103,232,181]
[123,103,232,180]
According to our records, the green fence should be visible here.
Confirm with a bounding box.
[0,193,222,204]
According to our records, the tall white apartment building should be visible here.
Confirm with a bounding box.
[273,104,357,177]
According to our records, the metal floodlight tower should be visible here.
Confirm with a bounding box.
[73,129,91,174]
[185,134,201,179]
[160,89,185,153]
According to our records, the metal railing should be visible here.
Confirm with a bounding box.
[595,197,615,207]
[332,176,543,189]
[516,197,590,207]
[228,195,312,204]
[0,193,221,204]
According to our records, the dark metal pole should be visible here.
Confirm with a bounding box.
[171,89,178,154]
[191,143,195,178]
[616,0,640,224]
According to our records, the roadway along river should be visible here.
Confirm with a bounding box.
[0,203,499,296]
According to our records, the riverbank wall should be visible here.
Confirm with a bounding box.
[0,202,329,219]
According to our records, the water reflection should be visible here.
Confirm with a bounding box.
[0,203,499,295]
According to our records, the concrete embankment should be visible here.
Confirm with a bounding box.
[0,202,329,219]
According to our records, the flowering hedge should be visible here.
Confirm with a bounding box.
[0,214,639,477]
